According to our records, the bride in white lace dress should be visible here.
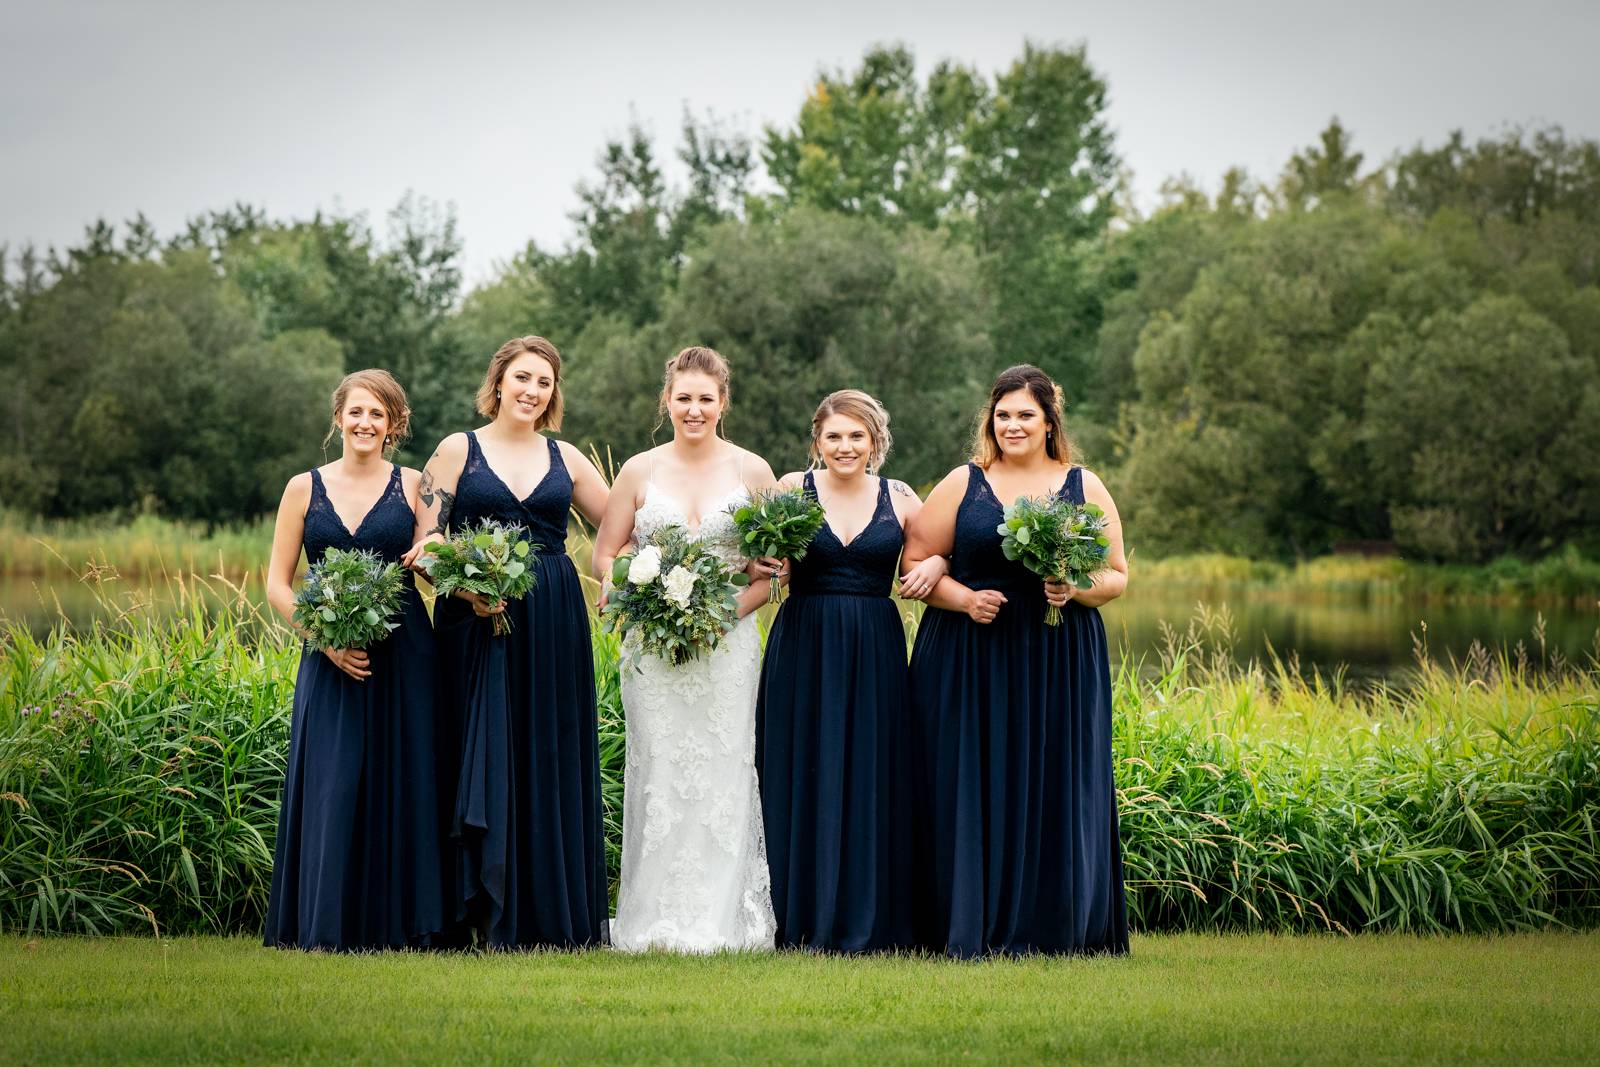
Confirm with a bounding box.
[593,346,781,952]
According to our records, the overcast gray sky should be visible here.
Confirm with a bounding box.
[4,0,1597,284]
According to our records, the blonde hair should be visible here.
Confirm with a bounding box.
[323,369,411,457]
[971,364,1070,468]
[656,346,731,432]
[808,390,892,473]
[476,335,564,430]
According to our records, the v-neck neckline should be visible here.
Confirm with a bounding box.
[811,472,886,549]
[972,463,1071,512]
[320,465,397,540]
[474,432,556,504]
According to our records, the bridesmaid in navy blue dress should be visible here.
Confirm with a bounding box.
[757,391,948,952]
[902,364,1130,958]
[404,336,612,949]
[264,369,448,951]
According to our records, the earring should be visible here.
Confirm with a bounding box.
[495,390,501,399]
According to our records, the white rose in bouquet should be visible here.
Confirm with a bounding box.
[627,544,662,585]
[602,525,749,668]
[663,565,698,608]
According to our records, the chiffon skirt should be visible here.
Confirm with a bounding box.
[907,590,1127,958]
[756,593,915,952]
[265,584,449,951]
[434,553,607,949]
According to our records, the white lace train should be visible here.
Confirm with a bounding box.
[611,482,776,953]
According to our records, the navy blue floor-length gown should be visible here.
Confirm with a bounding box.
[907,463,1127,958]
[756,473,914,952]
[433,432,606,948]
[265,464,448,951]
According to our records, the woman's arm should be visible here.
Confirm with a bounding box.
[592,454,647,591]
[903,467,1005,623]
[265,474,311,627]
[887,477,947,600]
[401,433,468,568]
[560,441,611,529]
[266,474,372,680]
[1049,468,1128,609]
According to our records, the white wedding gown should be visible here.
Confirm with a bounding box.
[611,480,777,952]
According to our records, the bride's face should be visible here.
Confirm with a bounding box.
[667,370,724,442]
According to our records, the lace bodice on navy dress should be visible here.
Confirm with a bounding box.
[451,432,571,553]
[950,463,1084,595]
[788,471,902,599]
[303,464,414,565]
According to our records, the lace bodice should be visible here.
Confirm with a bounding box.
[631,481,751,570]
[788,472,901,598]
[453,432,572,556]
[302,465,414,566]
[952,464,1084,594]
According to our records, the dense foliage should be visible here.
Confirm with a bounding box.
[3,43,1598,563]
[2,584,1595,937]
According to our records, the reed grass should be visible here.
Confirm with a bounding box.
[0,510,271,579]
[6,509,1598,607]
[2,572,1596,939]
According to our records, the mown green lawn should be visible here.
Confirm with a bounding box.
[3,933,1598,1064]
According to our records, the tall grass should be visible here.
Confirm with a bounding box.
[6,508,1598,606]
[2,573,1596,938]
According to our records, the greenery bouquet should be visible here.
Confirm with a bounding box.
[997,496,1110,625]
[602,524,749,668]
[420,519,538,636]
[728,487,827,603]
[292,547,408,651]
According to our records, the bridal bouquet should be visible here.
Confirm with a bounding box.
[728,487,827,603]
[293,547,408,651]
[997,496,1110,625]
[602,524,749,668]
[420,519,538,636]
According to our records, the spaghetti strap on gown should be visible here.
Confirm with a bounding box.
[907,464,1128,958]
[265,465,449,951]
[434,432,607,948]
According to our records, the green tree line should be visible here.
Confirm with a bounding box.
[3,42,1597,562]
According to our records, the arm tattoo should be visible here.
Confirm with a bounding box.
[891,480,913,498]
[425,487,455,536]
[419,469,436,508]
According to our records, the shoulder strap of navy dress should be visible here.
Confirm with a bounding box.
[874,473,892,518]
[1062,465,1085,504]
[964,462,989,503]
[546,435,566,475]
[307,468,328,513]
[802,469,818,501]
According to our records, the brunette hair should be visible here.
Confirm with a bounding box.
[323,369,411,457]
[808,390,892,473]
[971,364,1070,468]
[656,346,731,431]
[476,335,564,430]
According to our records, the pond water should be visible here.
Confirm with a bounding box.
[4,573,1595,684]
